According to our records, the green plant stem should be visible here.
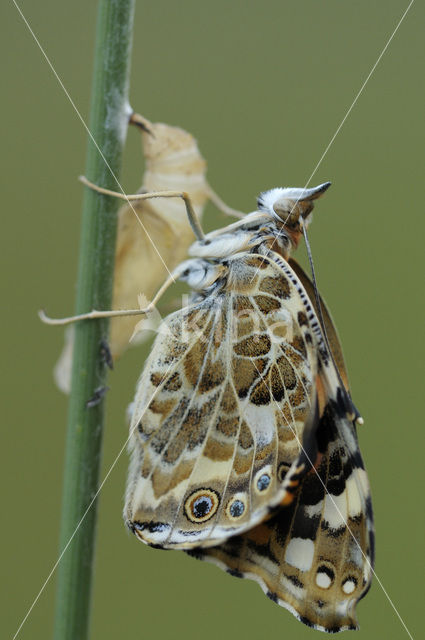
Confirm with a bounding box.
[53,2,135,639]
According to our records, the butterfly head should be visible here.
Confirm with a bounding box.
[257,182,331,248]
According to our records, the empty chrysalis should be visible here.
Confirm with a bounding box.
[54,113,241,392]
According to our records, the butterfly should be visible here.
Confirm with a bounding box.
[123,182,374,632]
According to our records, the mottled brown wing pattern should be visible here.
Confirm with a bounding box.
[125,254,324,548]
[188,399,374,633]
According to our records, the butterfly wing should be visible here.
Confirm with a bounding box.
[189,258,374,631]
[124,254,324,548]
[189,397,374,632]
[288,257,349,390]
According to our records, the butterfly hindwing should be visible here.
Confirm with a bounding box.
[189,398,374,632]
[181,249,374,632]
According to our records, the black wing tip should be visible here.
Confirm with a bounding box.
[266,590,279,603]
[298,615,357,634]
[186,548,205,560]
[227,568,244,579]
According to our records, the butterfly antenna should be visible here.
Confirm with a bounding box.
[302,224,362,423]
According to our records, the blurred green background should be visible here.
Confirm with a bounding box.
[2,1,423,638]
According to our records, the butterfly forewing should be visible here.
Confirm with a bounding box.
[125,254,323,548]
[288,258,350,390]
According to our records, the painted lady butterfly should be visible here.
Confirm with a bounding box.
[42,173,374,631]
[123,183,375,632]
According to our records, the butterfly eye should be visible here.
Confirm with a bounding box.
[226,494,247,520]
[257,474,271,491]
[184,489,220,523]
[342,576,358,595]
[254,466,273,494]
[229,500,245,517]
[315,564,335,590]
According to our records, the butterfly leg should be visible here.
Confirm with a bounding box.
[39,305,152,326]
[39,263,185,326]
[127,112,244,220]
[79,176,206,242]
[206,185,245,219]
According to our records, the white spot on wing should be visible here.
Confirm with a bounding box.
[357,468,370,495]
[244,405,275,447]
[342,580,356,595]
[345,474,362,518]
[304,501,322,518]
[316,571,332,589]
[268,308,294,343]
[284,538,315,572]
[323,491,347,529]
[349,544,363,568]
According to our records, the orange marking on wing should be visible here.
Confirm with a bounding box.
[246,523,271,545]
[316,374,328,417]
[281,479,300,505]
[281,492,296,506]
[308,451,323,473]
